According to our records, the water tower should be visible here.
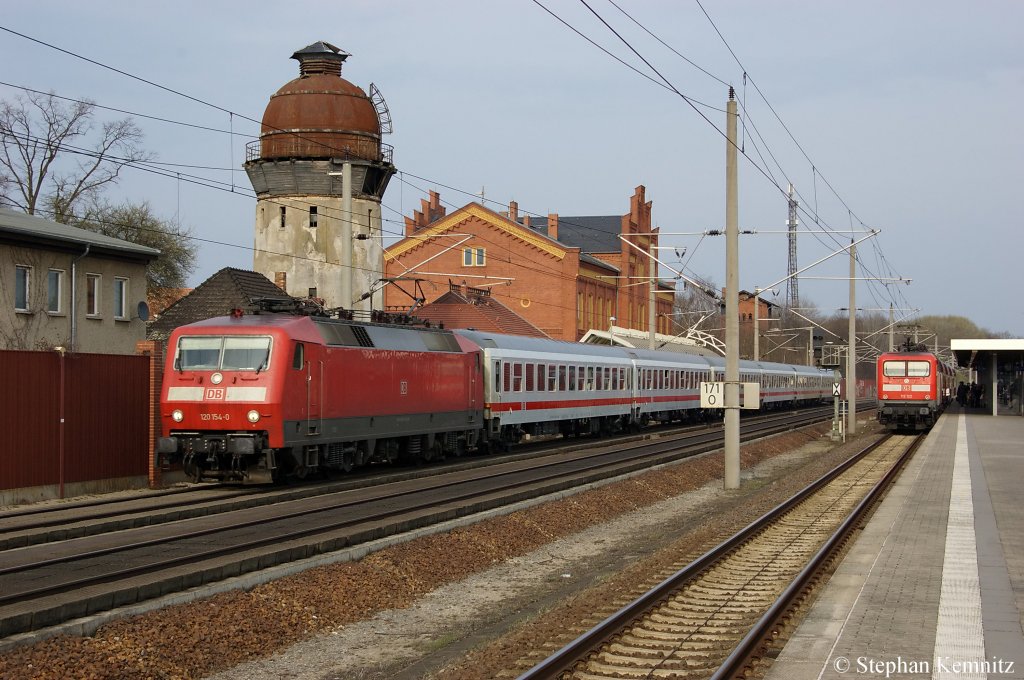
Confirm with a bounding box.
[245,41,395,312]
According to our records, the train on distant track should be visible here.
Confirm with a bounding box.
[157,305,834,483]
[875,348,954,431]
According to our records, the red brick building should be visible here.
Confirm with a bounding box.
[383,186,675,342]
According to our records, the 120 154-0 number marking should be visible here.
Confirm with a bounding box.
[199,413,230,421]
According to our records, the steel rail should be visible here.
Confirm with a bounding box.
[0,407,844,625]
[516,433,904,680]
[710,434,923,679]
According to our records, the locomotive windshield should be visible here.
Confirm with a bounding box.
[882,360,931,377]
[175,336,273,371]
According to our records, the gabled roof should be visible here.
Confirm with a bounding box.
[386,202,618,272]
[147,268,292,340]
[413,286,548,338]
[387,202,567,261]
[0,206,160,261]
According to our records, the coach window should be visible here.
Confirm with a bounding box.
[558,365,567,391]
[568,366,576,391]
[513,363,523,391]
[586,366,594,391]
[503,362,512,392]
[292,343,304,370]
[525,363,535,391]
[577,366,585,391]
[550,365,559,391]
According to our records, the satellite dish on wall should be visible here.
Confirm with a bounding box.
[137,301,150,322]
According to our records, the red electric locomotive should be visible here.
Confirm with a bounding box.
[157,310,483,482]
[876,349,954,431]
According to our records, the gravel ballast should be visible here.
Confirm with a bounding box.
[0,418,880,680]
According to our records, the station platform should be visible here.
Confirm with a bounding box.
[766,404,1024,679]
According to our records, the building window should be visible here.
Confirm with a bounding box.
[309,206,318,228]
[15,265,30,312]
[462,247,485,266]
[113,277,128,320]
[279,206,286,229]
[86,273,101,316]
[47,269,64,314]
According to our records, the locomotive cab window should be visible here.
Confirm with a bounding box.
[292,342,304,370]
[907,361,931,377]
[175,336,273,371]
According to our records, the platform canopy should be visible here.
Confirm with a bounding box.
[951,338,1024,369]
[951,338,1024,416]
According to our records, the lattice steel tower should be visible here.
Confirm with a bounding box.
[785,183,799,311]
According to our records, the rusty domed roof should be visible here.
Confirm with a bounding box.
[258,41,381,161]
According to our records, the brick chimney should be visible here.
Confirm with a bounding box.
[547,213,559,241]
[509,200,519,223]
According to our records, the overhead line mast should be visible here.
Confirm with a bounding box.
[786,183,799,314]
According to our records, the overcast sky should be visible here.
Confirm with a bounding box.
[2,1,1021,336]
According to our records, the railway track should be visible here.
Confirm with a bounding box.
[518,432,920,680]
[0,405,855,640]
[0,405,844,551]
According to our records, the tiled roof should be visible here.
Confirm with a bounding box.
[414,287,548,338]
[147,268,292,340]
[524,214,623,254]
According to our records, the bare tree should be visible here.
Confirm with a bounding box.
[0,91,150,220]
[69,198,198,291]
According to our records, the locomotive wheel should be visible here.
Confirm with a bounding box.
[341,451,354,473]
[184,459,203,483]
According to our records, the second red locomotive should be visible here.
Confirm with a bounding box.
[876,348,954,430]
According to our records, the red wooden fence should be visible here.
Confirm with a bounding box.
[0,350,150,496]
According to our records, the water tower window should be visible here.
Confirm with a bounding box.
[280,206,286,228]
[308,287,317,298]
[309,206,318,228]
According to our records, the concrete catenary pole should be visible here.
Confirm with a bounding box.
[341,162,353,309]
[888,303,894,351]
[753,289,760,361]
[725,88,740,489]
[649,239,656,350]
[847,240,857,435]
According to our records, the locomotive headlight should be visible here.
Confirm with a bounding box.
[172,409,184,422]
[247,409,261,423]
[211,372,223,385]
